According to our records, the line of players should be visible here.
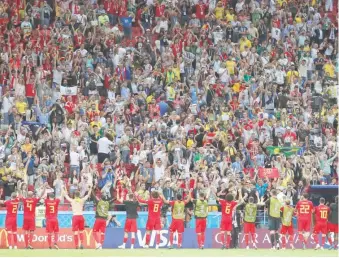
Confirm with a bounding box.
[1,186,338,250]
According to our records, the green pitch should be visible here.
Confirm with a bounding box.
[0,249,337,257]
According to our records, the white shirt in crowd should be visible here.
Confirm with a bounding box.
[154,165,165,182]
[70,150,80,166]
[274,69,286,85]
[98,137,113,154]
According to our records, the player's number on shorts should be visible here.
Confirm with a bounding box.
[12,205,17,214]
[49,205,55,214]
[300,205,310,214]
[225,205,231,214]
[154,204,159,212]
[27,203,33,211]
[320,210,327,219]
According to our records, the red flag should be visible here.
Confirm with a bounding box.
[258,167,279,178]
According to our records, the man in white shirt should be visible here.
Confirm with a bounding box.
[52,66,64,88]
[70,146,80,176]
[97,133,114,163]
[1,92,14,125]
[154,158,166,182]
[271,25,281,43]
[274,65,286,86]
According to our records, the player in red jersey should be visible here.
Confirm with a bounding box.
[0,193,20,249]
[215,191,243,249]
[44,193,61,249]
[295,193,314,249]
[312,198,330,250]
[163,191,192,249]
[22,191,40,249]
[135,191,163,249]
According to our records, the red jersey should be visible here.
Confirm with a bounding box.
[23,197,39,218]
[25,83,36,97]
[138,197,163,219]
[219,200,237,220]
[314,204,329,224]
[295,200,313,220]
[5,199,20,218]
[155,4,165,17]
[195,4,207,19]
[45,199,60,219]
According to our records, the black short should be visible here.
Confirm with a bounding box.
[98,153,109,163]
[268,217,281,231]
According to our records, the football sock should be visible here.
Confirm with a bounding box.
[54,233,59,244]
[48,234,52,247]
[201,233,205,246]
[282,235,286,247]
[197,234,202,247]
[74,234,79,248]
[100,233,105,245]
[24,233,29,247]
[220,233,225,246]
[226,235,231,247]
[156,232,160,245]
[94,232,100,244]
[29,232,34,244]
[298,233,304,243]
[145,233,150,245]
[270,234,275,247]
[79,232,84,244]
[8,233,12,247]
[169,232,174,245]
[275,233,280,245]
[13,233,17,246]
[251,233,256,244]
[178,233,182,246]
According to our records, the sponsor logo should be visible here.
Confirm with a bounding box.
[0,229,8,248]
[84,229,93,246]
[136,229,177,247]
[0,229,94,249]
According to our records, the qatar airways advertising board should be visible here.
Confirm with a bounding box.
[103,229,331,249]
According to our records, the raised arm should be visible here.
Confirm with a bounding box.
[160,193,170,204]
[134,192,148,204]
[81,186,92,202]
[62,186,72,202]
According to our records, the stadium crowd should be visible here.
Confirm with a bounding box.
[0,0,337,227]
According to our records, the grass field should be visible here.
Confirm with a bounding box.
[0,249,337,257]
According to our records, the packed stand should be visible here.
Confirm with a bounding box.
[0,0,337,222]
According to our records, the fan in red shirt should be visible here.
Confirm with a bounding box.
[312,198,330,250]
[215,192,243,249]
[195,0,207,20]
[135,191,163,249]
[45,193,61,249]
[0,192,20,249]
[22,191,40,249]
[295,193,314,249]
